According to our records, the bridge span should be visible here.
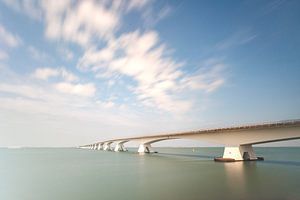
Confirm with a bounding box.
[79,120,300,162]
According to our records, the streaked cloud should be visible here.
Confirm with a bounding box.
[32,67,78,82]
[127,0,150,11]
[58,47,74,61]
[27,46,50,61]
[31,67,94,97]
[0,0,226,114]
[78,30,225,112]
[54,82,96,97]
[0,24,21,47]
[216,28,257,50]
[1,0,42,20]
[0,50,8,60]
[41,0,119,46]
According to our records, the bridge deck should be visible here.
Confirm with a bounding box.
[96,119,300,144]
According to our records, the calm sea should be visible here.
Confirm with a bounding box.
[1,147,300,200]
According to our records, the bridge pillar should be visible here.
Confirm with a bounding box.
[218,145,258,161]
[114,143,126,152]
[138,143,153,153]
[103,143,112,151]
[97,144,103,150]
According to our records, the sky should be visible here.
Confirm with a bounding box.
[0,0,299,147]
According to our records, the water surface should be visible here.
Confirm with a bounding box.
[1,147,300,200]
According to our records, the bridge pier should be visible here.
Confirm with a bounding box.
[138,144,153,153]
[114,143,126,152]
[103,143,112,151]
[97,143,103,150]
[215,144,259,162]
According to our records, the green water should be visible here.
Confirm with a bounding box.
[1,147,300,200]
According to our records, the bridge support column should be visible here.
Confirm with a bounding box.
[103,143,112,151]
[138,144,153,153]
[97,144,103,150]
[114,143,126,152]
[216,145,258,161]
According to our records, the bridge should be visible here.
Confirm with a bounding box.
[79,120,300,162]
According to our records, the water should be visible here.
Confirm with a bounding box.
[1,147,300,200]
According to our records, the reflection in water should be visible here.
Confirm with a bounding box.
[224,161,258,198]
[224,162,246,195]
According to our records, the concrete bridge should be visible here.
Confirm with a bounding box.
[79,120,300,162]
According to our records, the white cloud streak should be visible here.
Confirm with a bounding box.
[78,30,225,112]
[0,24,21,47]
[31,67,94,97]
[32,67,78,82]
[1,0,42,20]
[216,28,257,50]
[27,46,50,61]
[2,0,226,114]
[54,82,96,97]
[58,47,74,61]
[41,0,119,46]
[0,50,8,60]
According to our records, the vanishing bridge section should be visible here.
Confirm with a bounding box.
[79,120,300,161]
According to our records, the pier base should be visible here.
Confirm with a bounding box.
[114,143,127,152]
[138,144,153,153]
[97,144,103,150]
[103,144,112,151]
[215,145,262,162]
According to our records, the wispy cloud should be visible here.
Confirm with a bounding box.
[180,62,225,93]
[0,67,147,130]
[78,30,225,112]
[263,0,287,15]
[1,0,42,20]
[29,67,94,97]
[58,47,74,61]
[27,46,50,61]
[0,24,22,47]
[32,67,78,82]
[2,0,226,114]
[216,28,257,50]
[41,1,119,46]
[32,67,59,80]
[141,4,173,28]
[126,0,150,11]
[0,50,8,60]
[54,82,96,97]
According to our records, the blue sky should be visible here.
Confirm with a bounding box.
[0,0,299,147]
